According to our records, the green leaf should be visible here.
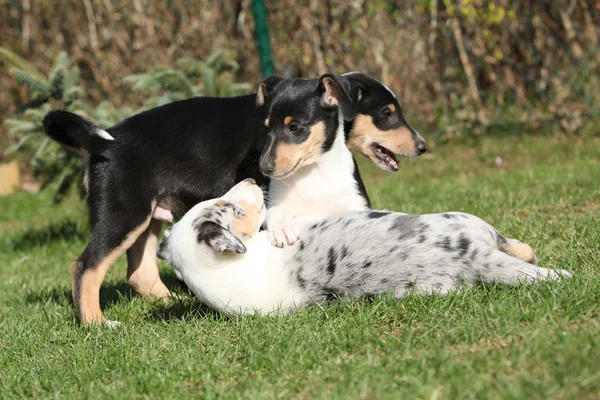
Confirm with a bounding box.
[0,47,45,80]
[13,69,51,97]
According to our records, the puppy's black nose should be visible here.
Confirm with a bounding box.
[260,160,275,175]
[416,141,428,155]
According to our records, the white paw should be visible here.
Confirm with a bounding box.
[104,320,123,329]
[549,269,573,279]
[536,268,573,280]
[268,217,300,248]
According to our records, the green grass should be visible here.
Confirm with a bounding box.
[1,132,599,399]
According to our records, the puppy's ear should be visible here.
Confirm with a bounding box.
[318,74,356,121]
[256,75,285,107]
[197,221,247,255]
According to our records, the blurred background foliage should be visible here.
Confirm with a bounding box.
[0,0,599,199]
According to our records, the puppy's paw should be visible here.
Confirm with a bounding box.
[535,267,573,281]
[268,217,300,248]
[551,269,573,279]
[104,320,123,329]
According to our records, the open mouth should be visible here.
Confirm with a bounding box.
[371,144,399,171]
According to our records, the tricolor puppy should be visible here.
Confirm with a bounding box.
[157,180,572,316]
[258,74,427,247]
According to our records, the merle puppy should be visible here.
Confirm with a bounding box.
[157,180,572,316]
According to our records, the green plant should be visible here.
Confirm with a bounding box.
[1,48,251,204]
[0,48,135,203]
[123,50,251,108]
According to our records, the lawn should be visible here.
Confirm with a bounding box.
[1,131,599,399]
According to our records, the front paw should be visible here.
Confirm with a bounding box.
[268,218,300,248]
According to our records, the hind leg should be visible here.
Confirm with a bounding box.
[72,213,152,325]
[127,219,171,299]
[474,249,571,284]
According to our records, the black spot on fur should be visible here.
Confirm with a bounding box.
[454,273,465,286]
[340,245,349,260]
[399,252,410,262]
[405,280,415,290]
[368,211,390,219]
[470,248,479,261]
[443,213,456,219]
[327,248,337,275]
[417,223,429,233]
[496,232,509,246]
[458,233,471,257]
[196,221,222,245]
[435,236,453,252]
[296,270,306,289]
[299,241,305,251]
[389,214,420,236]
[362,261,372,269]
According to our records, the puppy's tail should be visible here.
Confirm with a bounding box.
[43,110,114,154]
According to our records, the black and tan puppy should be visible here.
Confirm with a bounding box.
[43,72,426,325]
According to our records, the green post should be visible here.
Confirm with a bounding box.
[251,0,275,77]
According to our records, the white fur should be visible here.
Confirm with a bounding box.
[159,184,572,317]
[265,114,368,247]
[95,128,114,141]
[162,190,315,315]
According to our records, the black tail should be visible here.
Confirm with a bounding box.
[43,110,114,154]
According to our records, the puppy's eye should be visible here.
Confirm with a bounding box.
[288,123,299,132]
[381,108,392,119]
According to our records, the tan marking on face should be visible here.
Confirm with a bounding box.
[264,118,270,127]
[76,214,152,324]
[347,114,418,162]
[216,200,226,206]
[232,199,260,238]
[284,116,293,126]
[388,103,396,112]
[272,121,326,177]
[127,219,171,298]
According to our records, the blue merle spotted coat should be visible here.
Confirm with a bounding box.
[157,180,571,316]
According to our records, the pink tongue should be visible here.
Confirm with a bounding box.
[152,206,173,222]
[377,146,398,170]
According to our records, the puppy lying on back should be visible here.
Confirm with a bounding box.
[157,179,572,316]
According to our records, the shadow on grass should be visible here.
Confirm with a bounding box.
[23,271,198,321]
[24,282,136,309]
[9,220,86,252]
[142,298,220,323]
